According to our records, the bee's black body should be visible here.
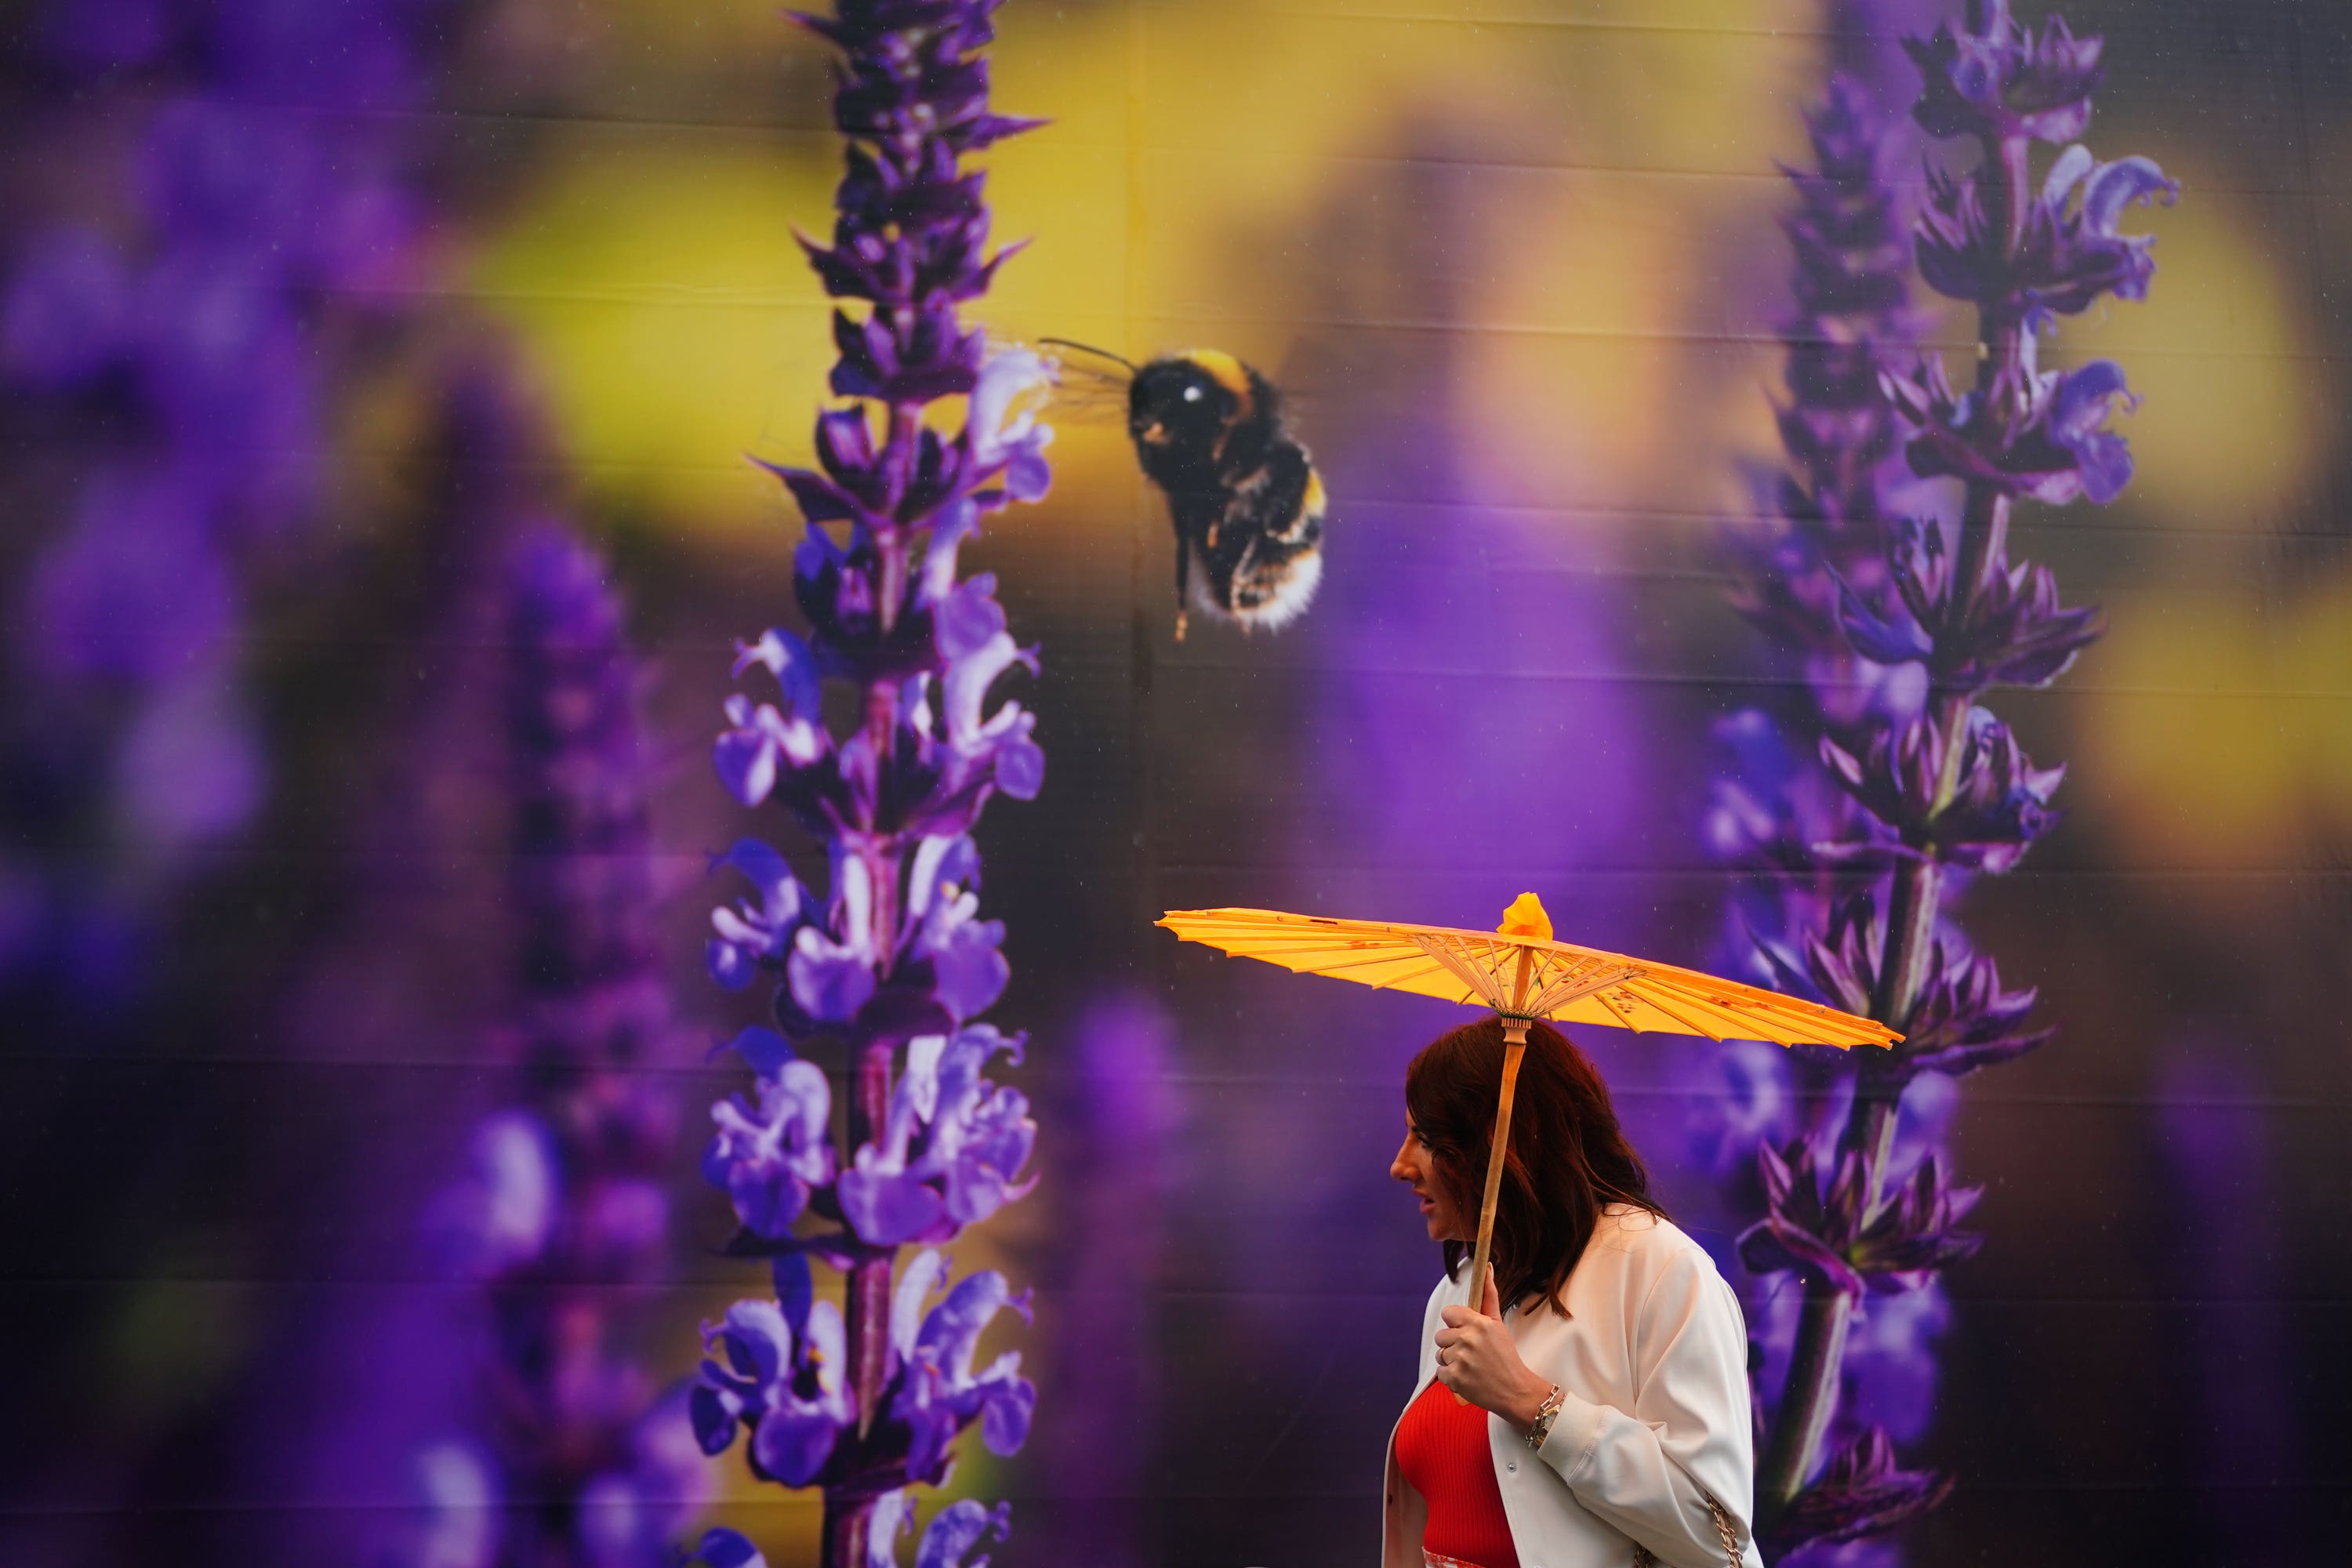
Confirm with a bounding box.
[1123,350,1326,640]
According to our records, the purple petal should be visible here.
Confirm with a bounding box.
[993,736,1045,800]
[752,1403,844,1488]
[937,573,1009,660]
[687,1528,768,1568]
[717,1300,792,1385]
[689,1387,741,1457]
[916,1501,1013,1568]
[839,1156,949,1246]
[714,724,777,808]
[2082,154,2178,235]
[979,1372,1036,1456]
[774,1252,814,1336]
[707,934,757,990]
[931,927,1010,1023]
[721,1024,794,1079]
[788,931,878,1023]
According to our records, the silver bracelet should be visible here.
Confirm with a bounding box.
[1525,1382,1565,1450]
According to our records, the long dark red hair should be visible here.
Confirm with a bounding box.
[1405,1017,1663,1315]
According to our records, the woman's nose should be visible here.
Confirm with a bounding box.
[1389,1141,1414,1181]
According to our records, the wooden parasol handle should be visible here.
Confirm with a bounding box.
[1466,1019,1530,1317]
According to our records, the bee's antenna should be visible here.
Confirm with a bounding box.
[1038,336,1138,374]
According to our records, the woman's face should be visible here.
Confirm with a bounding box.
[1391,1112,1469,1243]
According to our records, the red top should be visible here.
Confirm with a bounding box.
[1394,1380,1521,1568]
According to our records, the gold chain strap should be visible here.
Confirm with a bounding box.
[1629,1494,1744,1568]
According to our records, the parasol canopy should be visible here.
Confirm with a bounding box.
[1156,893,1899,1329]
[1156,895,1901,1050]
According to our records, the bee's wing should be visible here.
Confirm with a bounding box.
[1044,359,1133,423]
[985,333,1134,425]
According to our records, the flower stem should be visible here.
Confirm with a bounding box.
[848,1033,896,1413]
[823,1492,873,1568]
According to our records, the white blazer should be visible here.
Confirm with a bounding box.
[1380,1206,1766,1568]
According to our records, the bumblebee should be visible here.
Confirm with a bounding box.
[1043,340,1327,641]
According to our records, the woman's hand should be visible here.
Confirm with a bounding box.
[1434,1273,1558,1432]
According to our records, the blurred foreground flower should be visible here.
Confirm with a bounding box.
[412,525,705,1566]
[1710,2,2172,1556]
[0,0,444,1019]
[688,4,1047,1563]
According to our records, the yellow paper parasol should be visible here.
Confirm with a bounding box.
[1156,893,1900,1315]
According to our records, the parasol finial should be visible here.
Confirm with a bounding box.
[1497,892,1553,942]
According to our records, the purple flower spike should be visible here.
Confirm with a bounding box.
[1721,9,2167,1548]
[699,2,1044,1559]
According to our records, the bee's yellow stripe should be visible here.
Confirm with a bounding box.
[1181,349,1254,418]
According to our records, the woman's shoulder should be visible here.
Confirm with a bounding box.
[1581,1204,1727,1288]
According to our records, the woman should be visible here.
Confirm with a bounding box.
[1382,1018,1761,1568]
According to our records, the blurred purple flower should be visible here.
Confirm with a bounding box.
[412,523,705,1563]
[428,1110,559,1279]
[0,0,448,1018]
[1730,72,1922,728]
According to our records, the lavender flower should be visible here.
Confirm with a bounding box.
[1715,2,2173,1555]
[688,5,1047,1563]
[413,524,703,1566]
